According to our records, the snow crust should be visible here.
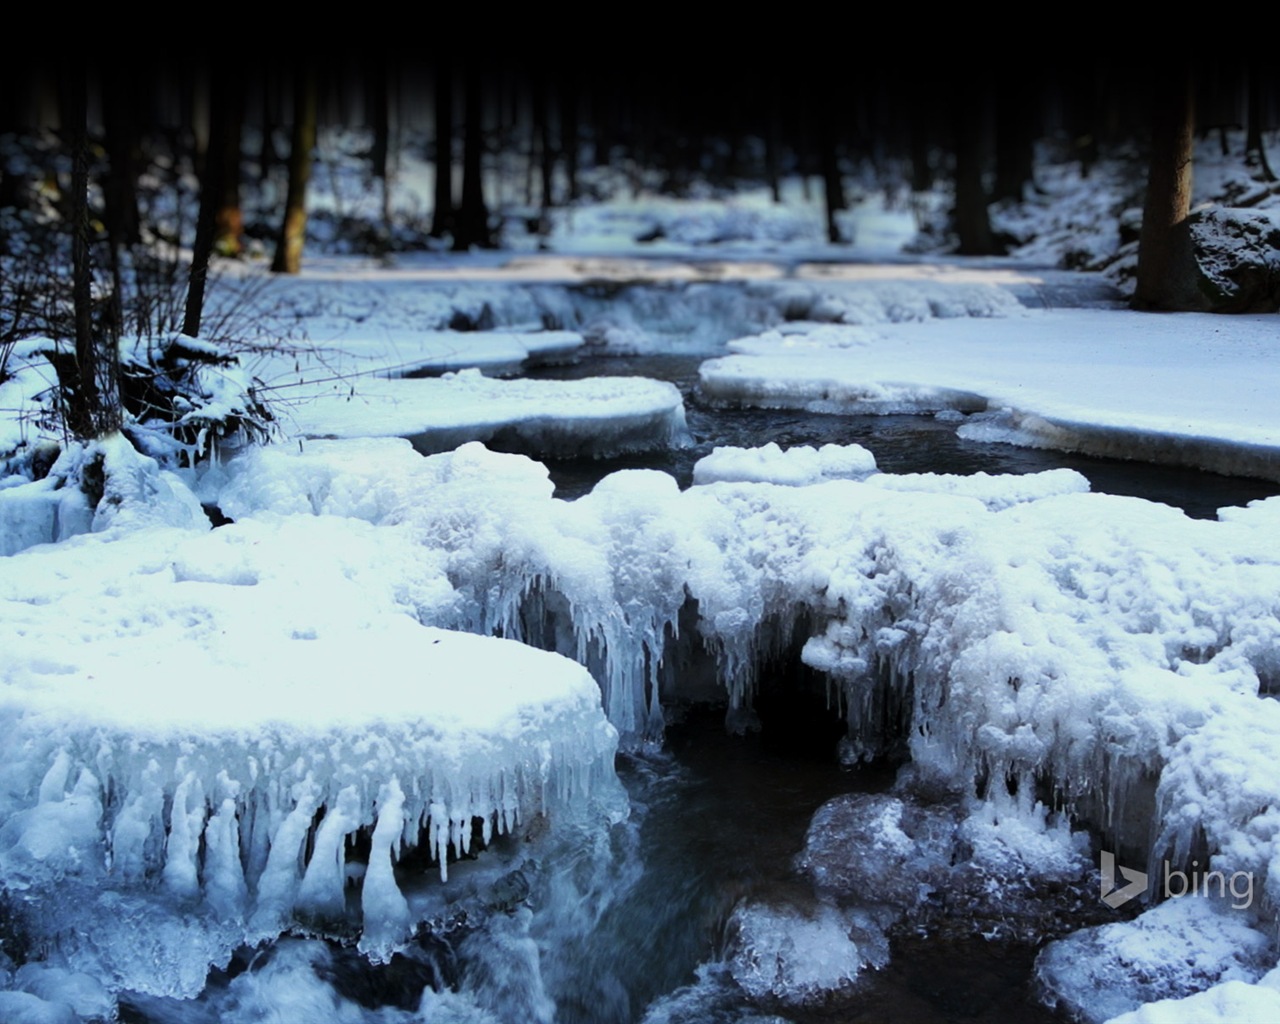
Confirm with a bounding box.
[1037,898,1275,1023]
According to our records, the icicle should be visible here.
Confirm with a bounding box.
[38,748,72,804]
[359,777,412,962]
[162,771,206,900]
[429,800,449,879]
[250,775,321,933]
[108,759,164,882]
[203,797,248,919]
[296,784,361,923]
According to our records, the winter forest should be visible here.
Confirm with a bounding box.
[2,52,1280,1024]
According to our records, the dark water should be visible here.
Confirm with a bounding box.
[525,354,1279,517]
[619,711,1069,1024]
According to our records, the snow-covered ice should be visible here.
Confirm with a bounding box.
[280,368,692,458]
[702,309,1280,480]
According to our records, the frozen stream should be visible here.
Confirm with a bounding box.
[8,270,1280,1023]
[526,354,1280,516]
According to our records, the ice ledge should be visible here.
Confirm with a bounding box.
[0,527,624,983]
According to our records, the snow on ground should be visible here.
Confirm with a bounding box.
[251,328,584,382]
[1037,897,1276,1023]
[701,308,1280,480]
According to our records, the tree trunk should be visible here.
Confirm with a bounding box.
[213,91,244,259]
[430,60,454,239]
[185,70,239,336]
[766,89,782,203]
[270,69,316,275]
[820,126,845,244]
[453,67,492,250]
[1133,69,1205,311]
[562,79,580,202]
[101,73,141,249]
[62,66,120,439]
[1245,63,1276,182]
[370,62,392,233]
[533,75,554,234]
[952,82,1000,255]
[992,87,1035,203]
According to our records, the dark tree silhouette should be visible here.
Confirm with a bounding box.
[430,60,454,240]
[185,70,240,336]
[1133,68,1204,311]
[453,66,492,250]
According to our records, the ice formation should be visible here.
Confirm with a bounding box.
[6,418,1280,1013]
[202,439,1280,943]
[281,369,692,459]
[0,500,623,992]
[252,328,584,383]
[726,901,869,1005]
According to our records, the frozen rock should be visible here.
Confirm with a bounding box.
[692,442,877,486]
[726,900,872,1006]
[1036,897,1275,1024]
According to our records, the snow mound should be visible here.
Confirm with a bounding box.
[0,520,623,991]
[282,368,692,459]
[863,467,1091,510]
[692,442,877,486]
[1104,972,1280,1024]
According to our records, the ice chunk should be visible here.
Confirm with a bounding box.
[13,964,115,1022]
[0,991,78,1024]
